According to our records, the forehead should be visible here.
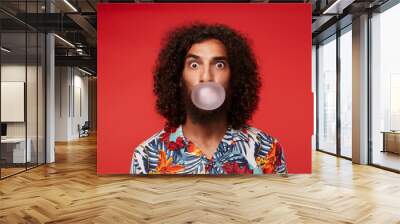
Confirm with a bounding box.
[187,39,227,57]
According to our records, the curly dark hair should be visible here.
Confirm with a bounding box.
[153,23,261,130]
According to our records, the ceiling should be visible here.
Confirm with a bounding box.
[0,0,393,75]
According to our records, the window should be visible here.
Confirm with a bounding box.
[370,2,400,171]
[339,27,352,158]
[0,1,47,179]
[317,35,337,154]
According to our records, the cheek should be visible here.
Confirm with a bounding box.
[182,70,197,89]
[216,70,231,89]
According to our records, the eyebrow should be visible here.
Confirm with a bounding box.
[185,54,228,61]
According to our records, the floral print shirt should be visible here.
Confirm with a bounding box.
[130,125,288,175]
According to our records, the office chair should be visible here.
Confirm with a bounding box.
[79,121,90,138]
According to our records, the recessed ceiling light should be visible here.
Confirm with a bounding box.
[63,0,78,12]
[54,34,75,48]
[323,0,354,15]
[78,67,93,76]
[1,47,11,53]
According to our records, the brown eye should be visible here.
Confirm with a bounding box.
[189,62,199,69]
[215,62,225,69]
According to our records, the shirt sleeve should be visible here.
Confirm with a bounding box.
[254,131,288,175]
[273,141,288,175]
[130,145,148,175]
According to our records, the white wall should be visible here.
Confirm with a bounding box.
[55,66,69,141]
[55,66,89,141]
[72,72,89,138]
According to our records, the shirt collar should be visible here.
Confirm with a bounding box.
[167,124,247,146]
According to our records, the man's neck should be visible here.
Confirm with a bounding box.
[182,116,228,156]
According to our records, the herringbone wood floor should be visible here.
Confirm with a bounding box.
[1,134,400,224]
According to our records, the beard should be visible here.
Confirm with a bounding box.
[182,82,230,125]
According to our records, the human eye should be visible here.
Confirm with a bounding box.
[215,61,226,69]
[189,61,200,69]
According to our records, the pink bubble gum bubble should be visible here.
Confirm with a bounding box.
[191,82,226,111]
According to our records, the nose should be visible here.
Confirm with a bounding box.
[200,65,214,83]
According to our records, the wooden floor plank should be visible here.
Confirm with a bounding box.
[1,134,400,223]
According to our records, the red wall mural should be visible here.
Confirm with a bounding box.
[98,3,313,174]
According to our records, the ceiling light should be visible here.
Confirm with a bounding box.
[54,34,75,48]
[63,0,78,12]
[1,47,11,53]
[323,0,354,15]
[78,67,93,76]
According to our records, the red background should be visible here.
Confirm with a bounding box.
[97,3,312,174]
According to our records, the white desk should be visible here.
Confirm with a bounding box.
[1,138,32,163]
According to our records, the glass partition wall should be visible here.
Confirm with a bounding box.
[316,26,353,159]
[339,27,352,159]
[370,2,400,172]
[314,0,400,172]
[0,1,46,179]
[317,35,337,155]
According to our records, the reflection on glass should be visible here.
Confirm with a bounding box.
[0,1,46,179]
[318,36,337,154]
[1,31,27,177]
[38,33,46,165]
[27,31,38,169]
[371,3,400,171]
[340,29,352,158]
[312,46,317,151]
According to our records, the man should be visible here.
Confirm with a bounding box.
[130,23,287,175]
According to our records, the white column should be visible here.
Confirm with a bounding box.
[352,14,369,164]
[45,1,55,163]
[46,32,55,163]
